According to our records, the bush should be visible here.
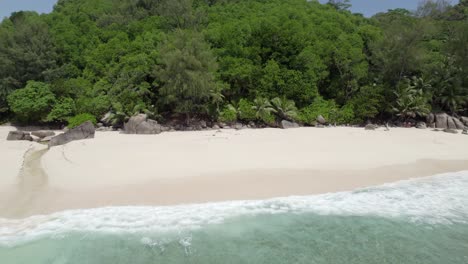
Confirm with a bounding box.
[47,98,76,122]
[218,106,237,123]
[270,97,298,121]
[348,85,383,123]
[298,97,338,125]
[238,99,256,122]
[7,81,56,123]
[335,104,355,124]
[67,113,97,128]
[260,111,276,126]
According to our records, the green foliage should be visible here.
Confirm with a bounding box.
[252,98,275,124]
[336,104,355,124]
[298,97,337,125]
[67,113,97,129]
[392,78,431,119]
[7,81,56,123]
[347,85,383,123]
[0,12,59,117]
[260,112,276,126]
[47,97,75,122]
[0,0,466,125]
[218,106,237,123]
[237,99,256,122]
[157,29,219,119]
[270,97,298,121]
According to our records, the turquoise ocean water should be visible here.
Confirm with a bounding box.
[1,171,468,264]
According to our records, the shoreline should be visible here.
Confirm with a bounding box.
[1,126,468,218]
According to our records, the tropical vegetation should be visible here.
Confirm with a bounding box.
[0,0,466,127]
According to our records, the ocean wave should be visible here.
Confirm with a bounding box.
[1,171,468,246]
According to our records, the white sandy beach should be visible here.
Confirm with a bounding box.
[1,125,468,218]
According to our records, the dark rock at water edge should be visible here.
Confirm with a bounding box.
[7,131,33,141]
[281,120,299,129]
[462,129,468,135]
[31,131,55,139]
[49,121,95,147]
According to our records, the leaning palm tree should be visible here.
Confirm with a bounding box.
[392,82,431,119]
[270,97,298,120]
[252,97,274,120]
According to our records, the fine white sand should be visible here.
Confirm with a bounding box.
[0,126,46,187]
[1,125,468,218]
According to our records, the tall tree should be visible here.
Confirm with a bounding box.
[156,29,220,121]
[0,12,58,117]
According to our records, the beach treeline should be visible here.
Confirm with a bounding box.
[0,0,466,127]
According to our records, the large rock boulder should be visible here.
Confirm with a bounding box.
[435,113,449,129]
[365,124,378,130]
[317,115,326,125]
[426,113,435,124]
[454,118,465,130]
[416,122,427,129]
[123,114,162,134]
[461,117,468,126]
[7,131,33,141]
[447,117,457,130]
[234,123,244,130]
[49,121,95,147]
[443,128,458,134]
[31,131,55,139]
[281,120,299,129]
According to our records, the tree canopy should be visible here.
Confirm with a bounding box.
[0,0,466,125]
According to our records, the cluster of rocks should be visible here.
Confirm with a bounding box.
[428,113,467,130]
[429,113,468,134]
[121,114,279,134]
[363,113,468,134]
[123,114,168,134]
[7,130,55,142]
[7,111,467,148]
[49,121,95,147]
[6,121,96,148]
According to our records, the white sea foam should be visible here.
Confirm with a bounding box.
[1,171,468,246]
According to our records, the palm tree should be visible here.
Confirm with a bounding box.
[439,85,467,115]
[209,88,225,113]
[270,97,298,120]
[252,98,274,120]
[392,80,431,119]
[226,101,240,119]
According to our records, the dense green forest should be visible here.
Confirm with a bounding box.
[0,0,467,127]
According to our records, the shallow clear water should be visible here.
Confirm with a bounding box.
[1,172,468,264]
